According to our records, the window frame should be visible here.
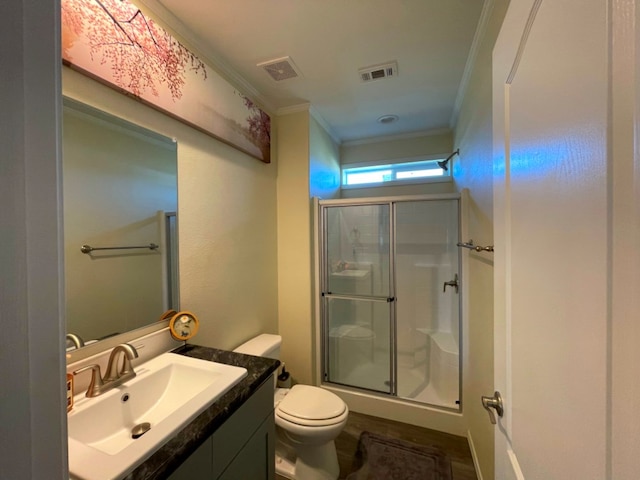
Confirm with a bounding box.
[341,154,453,190]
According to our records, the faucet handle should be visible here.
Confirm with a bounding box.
[73,364,104,398]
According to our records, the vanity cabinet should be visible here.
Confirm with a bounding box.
[215,415,274,480]
[169,377,275,480]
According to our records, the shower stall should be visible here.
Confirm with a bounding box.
[318,194,462,410]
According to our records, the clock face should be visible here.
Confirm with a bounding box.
[169,311,199,341]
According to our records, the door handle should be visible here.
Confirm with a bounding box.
[481,391,504,424]
[443,273,459,293]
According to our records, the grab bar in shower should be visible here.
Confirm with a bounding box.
[80,243,159,254]
[457,239,494,253]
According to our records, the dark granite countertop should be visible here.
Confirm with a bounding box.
[123,344,280,480]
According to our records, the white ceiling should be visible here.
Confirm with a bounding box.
[144,0,486,143]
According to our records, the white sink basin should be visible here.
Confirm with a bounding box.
[331,269,370,278]
[68,352,247,480]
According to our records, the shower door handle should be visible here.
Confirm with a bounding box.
[481,391,504,424]
[443,274,459,293]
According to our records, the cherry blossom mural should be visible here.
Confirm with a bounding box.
[62,0,271,163]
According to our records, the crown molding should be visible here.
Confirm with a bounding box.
[276,103,311,115]
[309,106,342,146]
[449,0,494,129]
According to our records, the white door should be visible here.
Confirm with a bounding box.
[492,1,610,478]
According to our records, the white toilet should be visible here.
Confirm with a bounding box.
[234,334,349,480]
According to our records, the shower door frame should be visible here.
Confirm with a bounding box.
[316,192,464,412]
[320,199,397,395]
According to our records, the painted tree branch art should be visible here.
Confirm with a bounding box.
[242,96,272,163]
[62,0,272,163]
[62,0,206,100]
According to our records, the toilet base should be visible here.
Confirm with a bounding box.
[275,438,339,480]
[275,452,296,479]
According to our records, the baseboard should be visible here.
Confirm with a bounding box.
[467,429,483,480]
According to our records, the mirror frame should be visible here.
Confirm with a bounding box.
[63,96,179,363]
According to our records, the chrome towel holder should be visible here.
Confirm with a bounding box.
[81,243,159,254]
[457,239,494,253]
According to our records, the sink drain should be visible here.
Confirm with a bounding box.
[131,422,151,439]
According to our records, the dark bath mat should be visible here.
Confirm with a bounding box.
[346,431,453,480]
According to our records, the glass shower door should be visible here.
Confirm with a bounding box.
[323,204,393,393]
[394,200,460,408]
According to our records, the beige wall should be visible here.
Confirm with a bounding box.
[63,67,279,352]
[340,131,453,165]
[309,114,341,200]
[276,110,314,383]
[452,1,510,478]
[276,109,340,384]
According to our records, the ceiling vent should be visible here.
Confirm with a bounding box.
[257,56,301,82]
[358,61,398,83]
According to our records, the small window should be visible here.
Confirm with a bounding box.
[342,158,450,188]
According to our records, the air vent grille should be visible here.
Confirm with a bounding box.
[257,56,301,82]
[358,61,398,83]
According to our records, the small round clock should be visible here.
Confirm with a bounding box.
[169,311,200,341]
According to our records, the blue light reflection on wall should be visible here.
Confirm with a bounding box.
[501,126,605,186]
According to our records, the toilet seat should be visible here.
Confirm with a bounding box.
[276,385,347,427]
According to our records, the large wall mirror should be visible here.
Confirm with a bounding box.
[63,97,178,358]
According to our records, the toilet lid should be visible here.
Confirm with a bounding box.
[277,385,346,421]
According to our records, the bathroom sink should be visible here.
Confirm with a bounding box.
[68,352,247,480]
[331,269,369,278]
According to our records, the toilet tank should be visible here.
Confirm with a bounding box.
[234,334,281,359]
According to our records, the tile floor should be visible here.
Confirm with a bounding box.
[276,411,478,480]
